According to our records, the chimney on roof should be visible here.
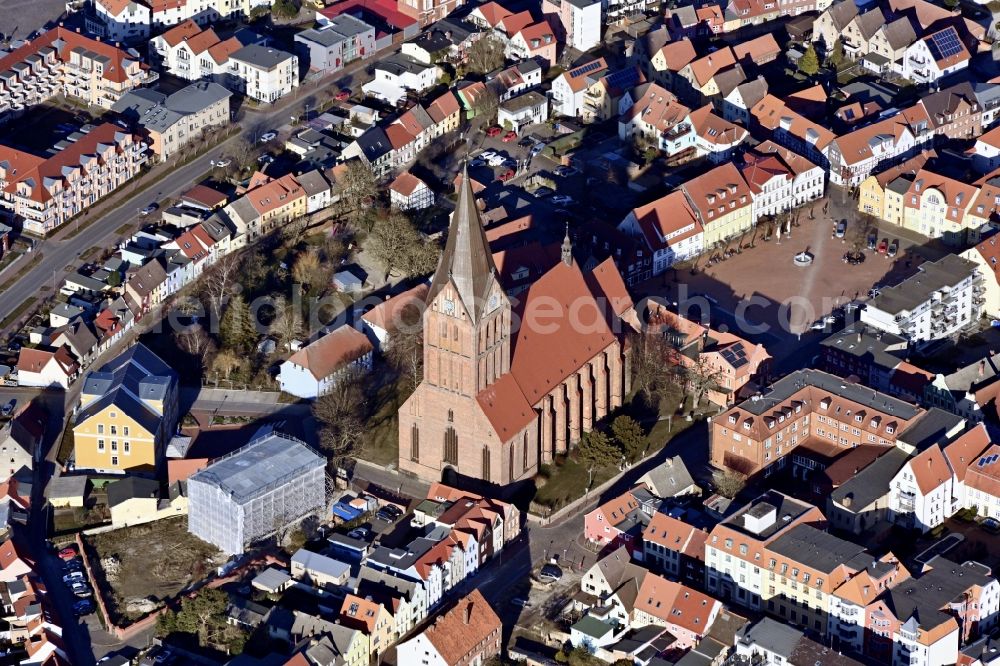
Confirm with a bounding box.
[463,601,473,624]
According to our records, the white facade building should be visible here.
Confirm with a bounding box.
[228,45,299,103]
[861,255,984,344]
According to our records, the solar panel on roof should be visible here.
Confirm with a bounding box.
[928,29,962,61]
[570,61,603,77]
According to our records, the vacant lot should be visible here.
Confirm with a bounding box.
[84,517,225,625]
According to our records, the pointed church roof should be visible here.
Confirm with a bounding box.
[427,167,497,322]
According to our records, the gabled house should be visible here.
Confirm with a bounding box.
[16,347,78,389]
[279,326,374,399]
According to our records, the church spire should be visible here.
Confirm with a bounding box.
[561,223,573,266]
[427,165,497,322]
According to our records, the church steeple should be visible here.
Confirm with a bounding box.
[427,165,497,323]
[561,223,573,266]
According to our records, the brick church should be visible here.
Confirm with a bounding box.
[398,170,638,485]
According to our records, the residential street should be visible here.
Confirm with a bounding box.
[0,44,396,339]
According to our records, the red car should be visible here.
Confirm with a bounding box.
[58,546,78,561]
[502,130,517,142]
[498,169,515,182]
[485,126,502,137]
[877,238,889,254]
[335,89,351,101]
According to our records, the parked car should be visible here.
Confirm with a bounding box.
[887,239,899,257]
[376,504,403,522]
[58,546,78,561]
[347,527,371,540]
[62,559,83,573]
[502,130,518,142]
[534,186,554,198]
[2,399,15,416]
[539,563,563,583]
[555,165,579,177]
[258,131,278,143]
[550,195,574,206]
[469,158,486,168]
[518,137,534,147]
[487,155,506,167]
[835,220,847,238]
[485,126,502,137]
[984,517,1000,533]
[867,231,878,250]
[530,143,545,157]
[63,572,85,584]
[73,599,95,616]
[210,158,232,168]
[335,89,351,101]
[877,238,889,254]
[498,169,516,183]
[140,203,158,216]
[480,150,498,159]
[70,582,92,597]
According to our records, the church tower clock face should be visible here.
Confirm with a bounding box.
[487,293,499,313]
[444,299,455,315]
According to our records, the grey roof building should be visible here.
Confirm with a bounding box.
[187,432,326,554]
[231,44,296,70]
[112,82,231,160]
[74,343,178,475]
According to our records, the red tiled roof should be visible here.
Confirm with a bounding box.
[389,171,426,197]
[286,326,373,380]
[419,590,501,665]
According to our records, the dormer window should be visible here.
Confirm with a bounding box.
[820,398,831,410]
[886,425,895,434]
[729,415,737,424]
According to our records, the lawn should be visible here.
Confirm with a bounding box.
[533,456,618,512]
[83,516,225,626]
[361,374,408,466]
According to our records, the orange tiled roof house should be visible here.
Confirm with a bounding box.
[398,171,637,485]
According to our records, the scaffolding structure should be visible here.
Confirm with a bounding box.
[187,432,326,554]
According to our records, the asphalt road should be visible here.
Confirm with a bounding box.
[0,143,232,329]
[0,44,389,337]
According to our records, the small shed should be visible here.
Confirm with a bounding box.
[332,266,365,292]
[46,475,88,508]
[252,566,293,594]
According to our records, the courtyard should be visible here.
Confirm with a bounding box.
[640,195,949,355]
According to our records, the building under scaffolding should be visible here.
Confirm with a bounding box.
[187,432,326,554]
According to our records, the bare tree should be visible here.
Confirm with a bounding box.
[228,137,257,174]
[174,325,216,370]
[337,160,378,228]
[200,254,243,323]
[684,356,724,408]
[629,330,681,406]
[385,303,424,394]
[466,35,506,74]
[312,370,367,463]
[473,85,500,125]
[714,470,747,499]
[292,248,330,294]
[367,208,439,281]
[211,349,241,380]
[269,295,303,349]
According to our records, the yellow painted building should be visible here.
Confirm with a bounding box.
[900,170,977,245]
[684,162,755,246]
[73,344,178,475]
[107,477,187,528]
[858,174,887,219]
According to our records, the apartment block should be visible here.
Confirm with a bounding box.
[0,26,152,124]
[0,123,147,235]
[711,369,923,478]
[861,254,984,345]
[227,44,299,103]
[112,80,231,160]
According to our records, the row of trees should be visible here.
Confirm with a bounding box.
[155,588,247,654]
[576,415,648,487]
